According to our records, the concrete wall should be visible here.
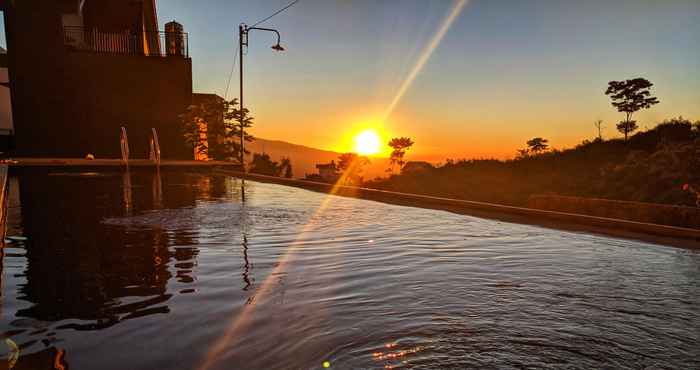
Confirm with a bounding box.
[60,52,192,159]
[4,0,193,159]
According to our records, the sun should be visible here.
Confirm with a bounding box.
[354,130,381,155]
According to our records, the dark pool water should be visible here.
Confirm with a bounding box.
[1,171,699,370]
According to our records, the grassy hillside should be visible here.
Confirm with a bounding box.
[366,117,700,207]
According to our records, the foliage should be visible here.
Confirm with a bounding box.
[338,152,370,185]
[224,100,255,162]
[605,78,659,141]
[280,157,293,178]
[387,137,414,173]
[179,101,218,157]
[367,116,700,207]
[616,120,639,139]
[178,97,254,161]
[249,153,280,176]
[249,153,293,178]
[526,137,549,154]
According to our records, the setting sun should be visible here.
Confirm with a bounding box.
[354,130,381,155]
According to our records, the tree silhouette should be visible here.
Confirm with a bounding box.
[616,120,639,140]
[387,137,414,173]
[338,152,369,185]
[515,148,530,159]
[279,157,293,178]
[249,154,294,178]
[249,153,279,176]
[605,78,659,142]
[526,137,549,154]
[594,120,604,141]
[179,97,254,161]
[179,98,226,159]
[224,100,255,161]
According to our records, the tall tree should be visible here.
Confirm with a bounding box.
[605,78,659,142]
[179,98,226,158]
[179,104,208,158]
[387,137,414,173]
[526,137,549,154]
[616,120,638,141]
[224,100,255,162]
[179,97,254,161]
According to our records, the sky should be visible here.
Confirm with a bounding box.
[10,0,699,160]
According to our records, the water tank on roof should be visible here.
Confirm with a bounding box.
[165,21,185,56]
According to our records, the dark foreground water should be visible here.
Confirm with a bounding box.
[1,171,699,370]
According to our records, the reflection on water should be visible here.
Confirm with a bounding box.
[1,171,699,369]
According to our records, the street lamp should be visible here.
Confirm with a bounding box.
[238,23,285,168]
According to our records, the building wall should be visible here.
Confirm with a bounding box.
[0,51,12,134]
[3,0,193,159]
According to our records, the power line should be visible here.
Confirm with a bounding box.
[251,0,300,27]
[225,0,298,99]
[223,42,239,100]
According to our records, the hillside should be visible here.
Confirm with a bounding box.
[245,138,391,180]
[367,117,700,208]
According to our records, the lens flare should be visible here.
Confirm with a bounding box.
[196,3,471,369]
[382,0,469,121]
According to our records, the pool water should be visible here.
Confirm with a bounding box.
[1,171,699,369]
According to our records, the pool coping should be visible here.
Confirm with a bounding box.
[215,169,700,249]
[6,158,240,168]
[0,164,7,247]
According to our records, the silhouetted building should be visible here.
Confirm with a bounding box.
[1,0,193,158]
[308,161,339,183]
[401,161,434,175]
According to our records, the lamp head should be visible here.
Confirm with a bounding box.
[271,43,285,52]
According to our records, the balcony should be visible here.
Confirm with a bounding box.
[63,27,189,58]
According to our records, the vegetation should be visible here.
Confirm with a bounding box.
[179,98,254,161]
[526,137,549,154]
[605,78,659,142]
[387,137,414,173]
[249,153,293,178]
[338,152,370,185]
[367,116,700,207]
[594,120,604,141]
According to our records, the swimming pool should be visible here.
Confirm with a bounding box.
[1,171,698,369]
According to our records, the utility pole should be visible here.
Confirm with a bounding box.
[237,23,284,202]
[237,24,285,169]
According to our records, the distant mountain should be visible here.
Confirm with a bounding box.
[245,138,391,180]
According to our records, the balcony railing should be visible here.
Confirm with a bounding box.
[63,27,189,58]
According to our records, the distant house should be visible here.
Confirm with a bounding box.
[307,161,339,183]
[401,161,434,175]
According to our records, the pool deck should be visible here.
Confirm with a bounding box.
[216,169,700,249]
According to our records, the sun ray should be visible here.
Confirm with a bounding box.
[197,3,471,368]
[382,0,470,121]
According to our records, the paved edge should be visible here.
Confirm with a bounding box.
[214,169,700,249]
[0,165,7,247]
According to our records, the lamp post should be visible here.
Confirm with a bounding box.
[238,23,285,168]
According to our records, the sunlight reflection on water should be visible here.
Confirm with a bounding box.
[1,172,699,369]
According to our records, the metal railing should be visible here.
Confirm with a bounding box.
[63,27,189,58]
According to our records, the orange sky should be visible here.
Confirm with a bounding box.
[160,0,700,161]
